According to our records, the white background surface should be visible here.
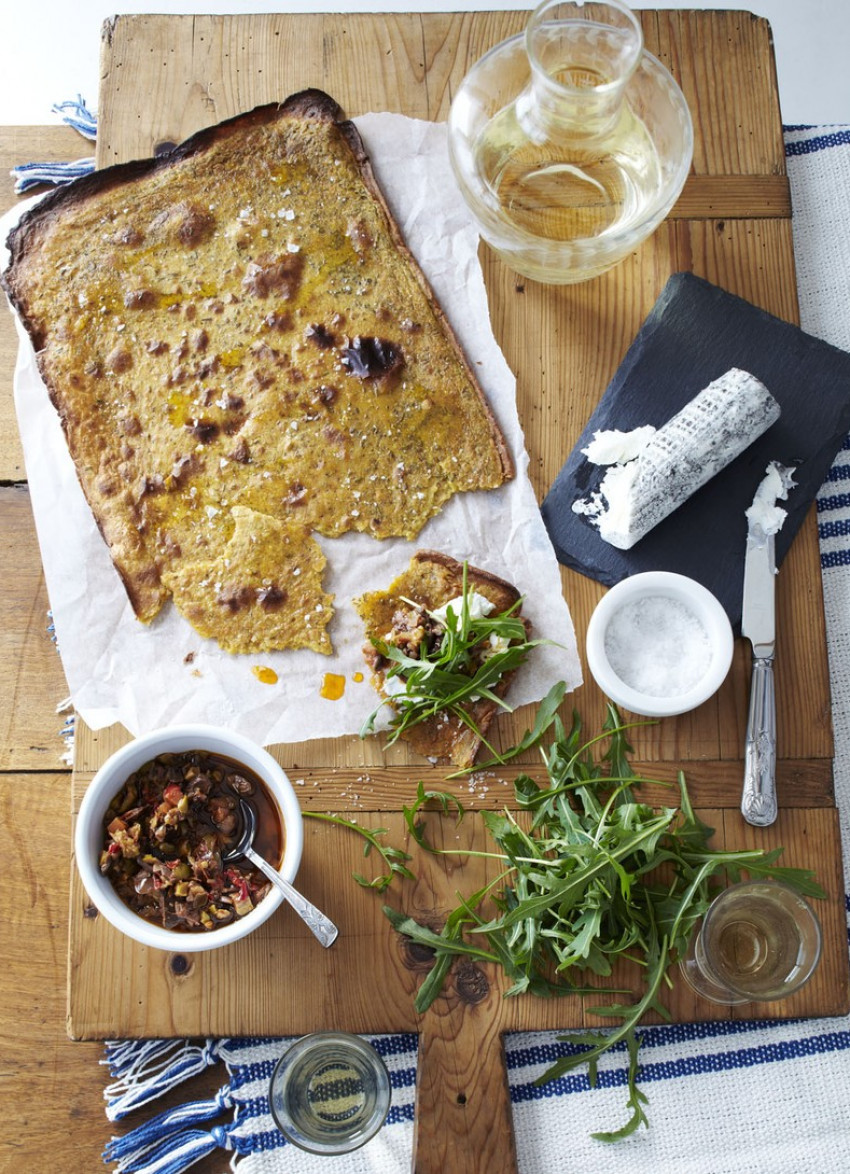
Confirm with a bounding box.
[1,0,849,129]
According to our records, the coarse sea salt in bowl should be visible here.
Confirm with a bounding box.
[74,724,304,952]
[585,571,734,718]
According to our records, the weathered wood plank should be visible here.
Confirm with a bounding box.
[0,769,224,1174]
[71,752,835,812]
[67,800,850,1037]
[0,487,72,772]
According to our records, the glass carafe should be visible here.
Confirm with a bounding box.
[448,0,693,284]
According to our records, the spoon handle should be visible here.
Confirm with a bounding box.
[245,845,339,948]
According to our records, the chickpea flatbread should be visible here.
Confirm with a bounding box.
[2,90,513,654]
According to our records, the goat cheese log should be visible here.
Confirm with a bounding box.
[572,368,781,550]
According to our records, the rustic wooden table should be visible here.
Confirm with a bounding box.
[2,11,848,1174]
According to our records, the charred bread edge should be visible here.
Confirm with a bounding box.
[1,92,341,334]
[409,549,522,609]
[1,94,345,621]
[2,88,514,482]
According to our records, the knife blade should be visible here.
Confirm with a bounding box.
[740,527,777,826]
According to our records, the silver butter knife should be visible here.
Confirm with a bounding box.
[740,526,779,826]
[740,462,796,826]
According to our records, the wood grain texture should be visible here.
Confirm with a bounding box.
[71,1,844,1021]
[0,771,110,1173]
[0,774,225,1174]
[71,728,835,811]
[0,488,72,771]
[0,11,846,1174]
[96,11,788,178]
[67,797,850,1033]
[414,1007,517,1174]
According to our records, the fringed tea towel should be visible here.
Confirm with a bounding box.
[102,1036,418,1174]
[101,1018,850,1173]
[10,96,96,192]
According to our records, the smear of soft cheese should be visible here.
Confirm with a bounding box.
[430,591,494,626]
[746,461,796,544]
[581,426,657,466]
[593,462,641,544]
[572,428,655,541]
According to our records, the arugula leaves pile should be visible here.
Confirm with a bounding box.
[380,705,825,1140]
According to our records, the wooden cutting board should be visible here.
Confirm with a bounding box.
[65,12,849,1173]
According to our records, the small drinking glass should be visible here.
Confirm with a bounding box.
[679,880,822,1005]
[269,1032,392,1155]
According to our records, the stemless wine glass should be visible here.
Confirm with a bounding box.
[679,880,822,1005]
[269,1032,392,1155]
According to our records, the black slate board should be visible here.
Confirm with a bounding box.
[541,273,850,629]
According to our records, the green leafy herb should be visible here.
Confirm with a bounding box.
[303,811,413,893]
[384,704,825,1139]
[402,779,465,847]
[447,679,568,777]
[359,562,552,763]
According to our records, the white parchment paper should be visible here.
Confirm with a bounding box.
[4,113,581,744]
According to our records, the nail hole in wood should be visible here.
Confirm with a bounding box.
[457,1092,467,1105]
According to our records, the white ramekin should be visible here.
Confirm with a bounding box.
[585,571,734,718]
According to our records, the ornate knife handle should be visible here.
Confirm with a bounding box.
[246,845,339,948]
[741,656,777,827]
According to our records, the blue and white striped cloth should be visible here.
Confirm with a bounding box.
[91,123,850,1174]
[10,96,96,192]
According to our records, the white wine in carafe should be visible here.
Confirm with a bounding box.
[474,57,662,244]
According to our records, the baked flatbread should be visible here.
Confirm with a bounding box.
[163,505,333,655]
[3,90,513,653]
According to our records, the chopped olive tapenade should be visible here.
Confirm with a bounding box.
[100,750,282,932]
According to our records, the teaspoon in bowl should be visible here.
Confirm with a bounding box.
[224,798,339,948]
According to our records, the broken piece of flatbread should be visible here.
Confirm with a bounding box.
[163,506,333,655]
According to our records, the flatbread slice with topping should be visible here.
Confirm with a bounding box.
[354,550,527,767]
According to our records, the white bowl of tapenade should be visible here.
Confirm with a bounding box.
[74,724,304,951]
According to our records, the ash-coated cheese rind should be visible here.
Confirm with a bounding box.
[574,368,780,550]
